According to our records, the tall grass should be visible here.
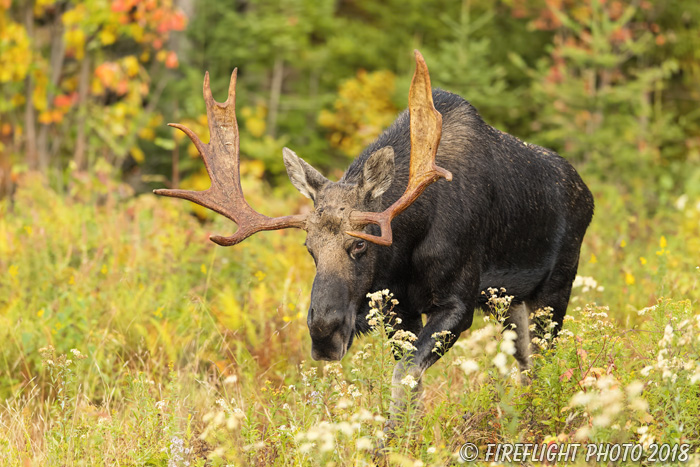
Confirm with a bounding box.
[1,172,699,465]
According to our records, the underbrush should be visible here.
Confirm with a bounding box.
[1,174,699,465]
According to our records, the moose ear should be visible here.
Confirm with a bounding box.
[361,147,395,199]
[283,147,329,202]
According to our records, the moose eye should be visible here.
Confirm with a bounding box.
[350,240,367,258]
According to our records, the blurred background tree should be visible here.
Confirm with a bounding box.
[0,0,186,194]
[1,0,699,202]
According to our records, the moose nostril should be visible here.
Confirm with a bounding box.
[307,308,346,340]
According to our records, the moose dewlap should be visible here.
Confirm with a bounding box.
[155,50,594,423]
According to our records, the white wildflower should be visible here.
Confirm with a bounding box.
[690,371,700,384]
[336,399,351,409]
[570,391,593,406]
[401,375,418,388]
[299,442,314,453]
[675,194,688,210]
[458,359,479,375]
[593,413,611,427]
[626,381,644,397]
[500,330,517,356]
[224,375,238,384]
[493,352,508,375]
[356,437,372,450]
[572,275,600,293]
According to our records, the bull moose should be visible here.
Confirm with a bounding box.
[155,51,594,420]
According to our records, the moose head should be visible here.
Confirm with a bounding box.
[155,51,451,362]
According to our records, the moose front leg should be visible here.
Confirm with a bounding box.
[387,296,473,430]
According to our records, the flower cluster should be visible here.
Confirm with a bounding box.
[199,398,247,440]
[493,330,518,375]
[572,275,604,293]
[431,330,453,354]
[163,436,191,467]
[640,311,700,384]
[529,306,557,350]
[365,290,418,359]
[389,329,418,357]
[482,287,514,323]
[400,374,419,389]
[351,343,374,366]
[452,322,518,381]
[301,365,318,387]
[324,362,362,400]
[294,409,385,454]
[365,289,399,328]
[578,304,615,337]
[567,376,649,439]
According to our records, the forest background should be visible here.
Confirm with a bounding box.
[1,0,700,465]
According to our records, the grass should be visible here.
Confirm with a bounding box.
[1,170,699,465]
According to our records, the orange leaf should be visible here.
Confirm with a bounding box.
[53,94,73,108]
[577,348,588,361]
[171,11,187,31]
[111,0,128,12]
[116,80,129,95]
[95,63,118,87]
[164,51,178,69]
[51,109,64,123]
[560,368,575,382]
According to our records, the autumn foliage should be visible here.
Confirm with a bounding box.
[0,0,185,188]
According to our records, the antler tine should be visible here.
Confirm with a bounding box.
[154,69,307,246]
[347,50,452,246]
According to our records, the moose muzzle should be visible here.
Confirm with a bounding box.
[307,306,353,361]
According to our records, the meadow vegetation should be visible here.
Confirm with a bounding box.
[1,168,699,465]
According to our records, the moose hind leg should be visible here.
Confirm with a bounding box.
[529,263,579,340]
[504,302,532,384]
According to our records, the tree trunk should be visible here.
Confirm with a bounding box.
[267,57,284,138]
[37,10,66,173]
[74,55,91,171]
[0,134,12,198]
[23,1,38,171]
[172,101,180,188]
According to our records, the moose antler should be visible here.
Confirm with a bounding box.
[153,70,307,246]
[346,50,452,246]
